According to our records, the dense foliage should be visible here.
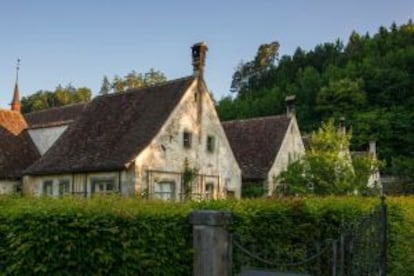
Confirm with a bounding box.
[21,84,91,113]
[217,21,414,175]
[0,196,412,275]
[100,68,167,94]
[21,69,167,113]
[277,119,381,196]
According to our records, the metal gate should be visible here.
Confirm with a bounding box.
[231,197,387,276]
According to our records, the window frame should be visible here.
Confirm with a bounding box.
[153,181,176,201]
[58,179,71,197]
[207,135,215,153]
[183,131,192,149]
[43,180,53,196]
[205,182,215,200]
[91,177,116,195]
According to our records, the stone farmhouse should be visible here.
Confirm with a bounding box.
[222,96,305,195]
[21,43,241,200]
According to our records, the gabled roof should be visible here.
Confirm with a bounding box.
[24,103,87,129]
[0,110,40,179]
[25,76,196,175]
[222,115,291,180]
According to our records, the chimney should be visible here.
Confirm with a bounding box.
[10,58,21,112]
[285,95,296,118]
[191,42,208,77]
[340,116,346,137]
[369,140,377,159]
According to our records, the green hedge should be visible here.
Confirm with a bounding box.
[0,196,412,275]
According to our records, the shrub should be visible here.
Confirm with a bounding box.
[0,196,412,275]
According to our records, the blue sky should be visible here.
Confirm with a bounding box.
[0,0,413,109]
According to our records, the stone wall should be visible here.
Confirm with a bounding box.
[266,116,305,195]
[135,79,241,199]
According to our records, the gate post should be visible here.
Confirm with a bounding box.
[190,210,232,276]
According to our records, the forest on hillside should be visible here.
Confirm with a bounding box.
[217,21,414,176]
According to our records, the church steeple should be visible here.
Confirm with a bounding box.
[11,58,21,112]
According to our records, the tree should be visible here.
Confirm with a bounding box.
[230,41,279,95]
[99,76,111,95]
[21,85,91,113]
[316,78,366,116]
[277,119,380,196]
[110,69,167,93]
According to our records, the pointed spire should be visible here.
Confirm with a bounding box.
[11,58,21,112]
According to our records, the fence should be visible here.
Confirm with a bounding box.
[190,197,387,276]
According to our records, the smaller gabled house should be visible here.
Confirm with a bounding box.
[23,42,241,200]
[222,97,305,196]
[0,84,40,194]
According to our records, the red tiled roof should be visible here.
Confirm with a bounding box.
[0,110,40,179]
[222,115,291,180]
[25,76,195,175]
[24,103,87,129]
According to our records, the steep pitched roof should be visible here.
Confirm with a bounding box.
[24,103,87,129]
[25,76,195,175]
[0,110,40,179]
[222,115,291,180]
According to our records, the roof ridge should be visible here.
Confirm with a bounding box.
[24,102,87,115]
[95,75,195,100]
[222,114,288,124]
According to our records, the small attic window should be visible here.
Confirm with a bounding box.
[183,131,192,149]
[207,135,215,153]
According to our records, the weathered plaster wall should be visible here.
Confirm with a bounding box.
[28,125,68,155]
[0,180,19,194]
[23,169,135,197]
[135,79,241,199]
[266,116,305,195]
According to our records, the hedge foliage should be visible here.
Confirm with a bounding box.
[0,196,412,275]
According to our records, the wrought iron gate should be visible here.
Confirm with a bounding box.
[232,197,387,276]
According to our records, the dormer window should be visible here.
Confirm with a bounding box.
[207,135,215,153]
[183,131,192,148]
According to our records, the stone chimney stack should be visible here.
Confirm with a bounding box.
[340,116,346,137]
[191,42,208,77]
[285,95,296,118]
[369,140,377,159]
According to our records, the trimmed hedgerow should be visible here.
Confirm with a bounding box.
[0,196,194,275]
[0,196,411,275]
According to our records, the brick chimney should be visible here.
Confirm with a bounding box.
[285,95,296,118]
[191,42,208,77]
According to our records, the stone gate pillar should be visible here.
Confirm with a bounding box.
[189,210,232,276]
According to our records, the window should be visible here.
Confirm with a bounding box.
[58,180,70,196]
[205,182,215,199]
[154,181,175,201]
[183,131,192,148]
[92,178,116,195]
[43,180,53,196]
[207,135,215,153]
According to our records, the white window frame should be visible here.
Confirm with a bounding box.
[205,182,215,200]
[43,180,53,196]
[91,177,116,195]
[58,179,71,197]
[153,181,175,201]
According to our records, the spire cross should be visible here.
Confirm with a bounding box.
[16,58,21,83]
